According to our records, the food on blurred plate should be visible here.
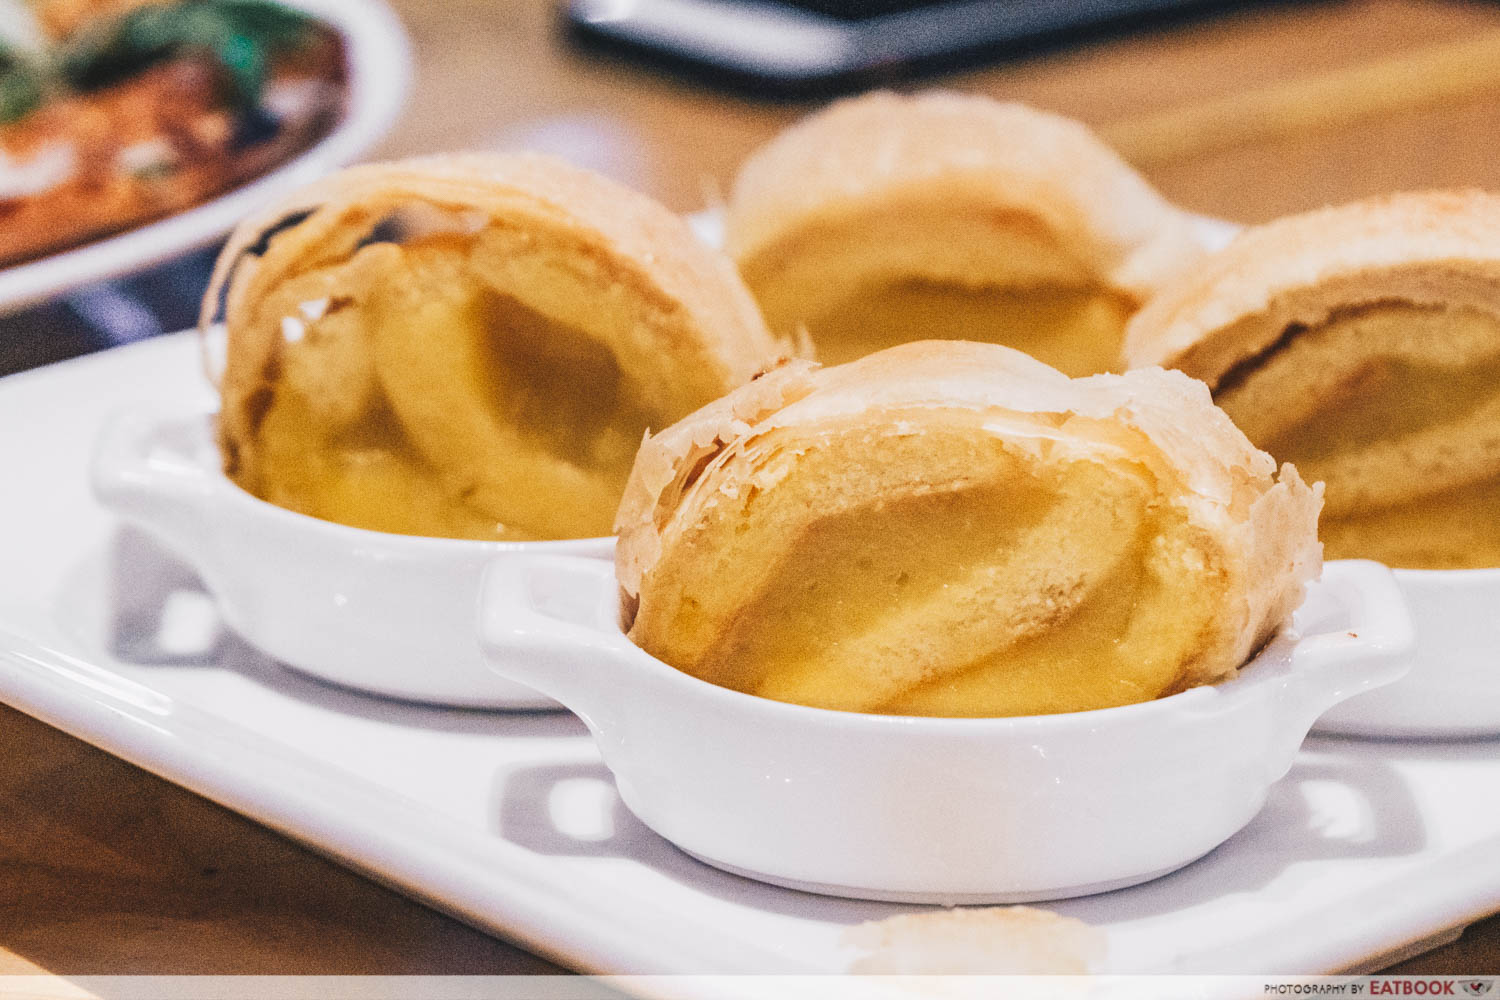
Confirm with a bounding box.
[207,153,786,541]
[1125,190,1500,570]
[724,91,1209,376]
[615,340,1320,717]
[844,907,1104,975]
[0,0,346,266]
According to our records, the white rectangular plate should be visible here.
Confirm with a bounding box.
[3,334,1499,978]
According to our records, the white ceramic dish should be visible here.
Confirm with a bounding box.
[478,553,1412,904]
[91,408,611,709]
[1315,569,1500,738]
[0,0,410,314]
[3,333,1500,978]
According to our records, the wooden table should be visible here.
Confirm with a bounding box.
[5,0,1500,980]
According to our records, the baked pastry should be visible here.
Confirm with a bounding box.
[615,340,1320,718]
[205,153,786,541]
[1124,190,1500,569]
[724,91,1209,376]
[844,907,1104,974]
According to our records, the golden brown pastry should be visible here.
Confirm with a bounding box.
[1124,190,1500,569]
[204,153,787,541]
[615,340,1320,718]
[724,91,1210,376]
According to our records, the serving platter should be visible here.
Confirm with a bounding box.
[2,333,1500,983]
[0,0,411,314]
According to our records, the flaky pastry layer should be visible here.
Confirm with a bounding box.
[726,91,1207,300]
[204,153,787,540]
[723,93,1210,375]
[1123,190,1500,380]
[1123,190,1500,567]
[616,341,1321,716]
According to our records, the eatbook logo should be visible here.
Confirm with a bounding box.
[1461,982,1493,997]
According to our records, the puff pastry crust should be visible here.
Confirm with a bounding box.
[616,340,1320,717]
[1124,190,1500,568]
[724,91,1210,375]
[205,153,786,541]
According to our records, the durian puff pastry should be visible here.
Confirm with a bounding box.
[615,341,1320,718]
[1125,190,1500,569]
[724,91,1209,376]
[206,153,785,541]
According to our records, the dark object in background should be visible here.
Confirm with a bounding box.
[565,0,1294,96]
[0,246,215,378]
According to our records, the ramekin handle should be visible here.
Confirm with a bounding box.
[478,552,638,732]
[91,409,222,554]
[1272,559,1414,763]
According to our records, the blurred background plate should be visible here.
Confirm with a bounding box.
[0,0,410,316]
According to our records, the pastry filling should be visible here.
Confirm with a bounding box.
[633,417,1225,717]
[1216,303,1500,569]
[739,200,1132,376]
[800,280,1132,376]
[239,234,666,540]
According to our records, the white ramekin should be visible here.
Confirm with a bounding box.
[1314,566,1500,738]
[478,556,1413,903]
[91,408,612,709]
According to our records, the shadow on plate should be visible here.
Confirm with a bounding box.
[51,526,587,739]
[1061,749,1426,929]
[491,760,899,926]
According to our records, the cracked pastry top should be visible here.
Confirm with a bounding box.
[204,152,787,541]
[614,340,1321,718]
[723,91,1210,376]
[1124,189,1500,569]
